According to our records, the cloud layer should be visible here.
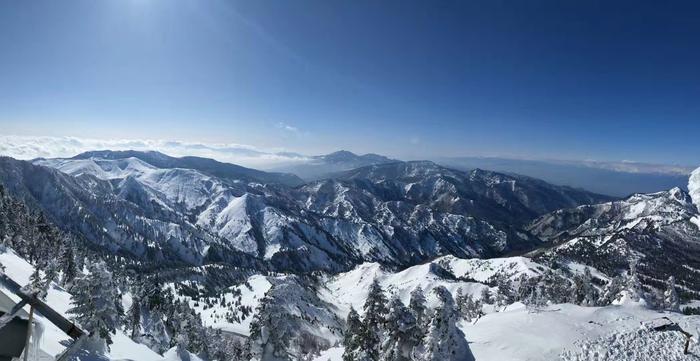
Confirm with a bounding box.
[0,135,310,169]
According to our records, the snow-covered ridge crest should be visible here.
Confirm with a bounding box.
[690,166,700,213]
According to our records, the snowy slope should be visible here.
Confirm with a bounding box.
[469,303,700,361]
[321,255,554,318]
[177,274,272,336]
[314,302,700,361]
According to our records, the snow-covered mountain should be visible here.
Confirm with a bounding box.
[2,172,700,361]
[529,183,700,295]
[46,150,306,186]
[272,150,396,181]
[0,151,611,273]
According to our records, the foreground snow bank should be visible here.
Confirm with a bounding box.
[464,303,700,361]
[561,328,695,361]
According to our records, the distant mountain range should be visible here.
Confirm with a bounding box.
[271,150,396,181]
[1,135,692,197]
[1,150,611,273]
[435,156,692,197]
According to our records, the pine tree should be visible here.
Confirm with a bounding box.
[480,287,493,305]
[526,279,548,312]
[455,288,466,315]
[42,258,59,291]
[381,297,421,361]
[409,287,427,327]
[342,307,362,361]
[358,279,388,361]
[25,267,47,299]
[67,260,120,351]
[598,276,624,305]
[569,268,598,306]
[664,276,680,312]
[625,260,646,303]
[456,292,483,321]
[419,287,470,361]
[128,295,142,339]
[495,276,515,309]
[143,308,170,354]
[59,243,78,287]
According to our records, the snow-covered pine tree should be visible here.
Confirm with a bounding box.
[664,276,680,312]
[598,275,624,305]
[248,289,295,361]
[460,293,483,321]
[174,300,209,356]
[526,278,548,312]
[409,287,427,327]
[342,307,362,361]
[358,279,388,361]
[128,294,142,339]
[455,288,466,315]
[419,286,471,361]
[381,297,421,361]
[58,242,78,287]
[569,268,598,306]
[495,276,515,309]
[141,308,170,354]
[210,328,250,361]
[25,267,48,299]
[480,287,493,305]
[67,260,121,351]
[624,259,646,304]
[42,258,59,291]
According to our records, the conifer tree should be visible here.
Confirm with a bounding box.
[480,287,493,305]
[409,287,427,327]
[59,243,78,287]
[569,268,598,306]
[358,279,388,361]
[495,276,515,309]
[128,295,142,339]
[67,260,120,350]
[664,276,680,312]
[26,267,47,299]
[625,260,646,303]
[382,297,421,361]
[342,307,362,361]
[420,287,470,361]
[598,275,624,305]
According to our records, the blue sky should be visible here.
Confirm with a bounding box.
[0,0,698,165]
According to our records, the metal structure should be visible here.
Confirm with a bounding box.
[0,274,86,361]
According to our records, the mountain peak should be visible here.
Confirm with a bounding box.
[320,150,393,164]
[72,149,170,161]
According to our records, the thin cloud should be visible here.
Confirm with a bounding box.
[0,135,310,169]
[276,122,300,134]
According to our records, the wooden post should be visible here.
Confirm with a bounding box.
[24,305,34,361]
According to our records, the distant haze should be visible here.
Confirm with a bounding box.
[0,135,694,197]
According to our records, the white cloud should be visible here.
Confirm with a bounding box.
[275,122,301,135]
[0,135,310,169]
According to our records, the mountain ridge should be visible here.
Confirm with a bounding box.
[0,151,611,273]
